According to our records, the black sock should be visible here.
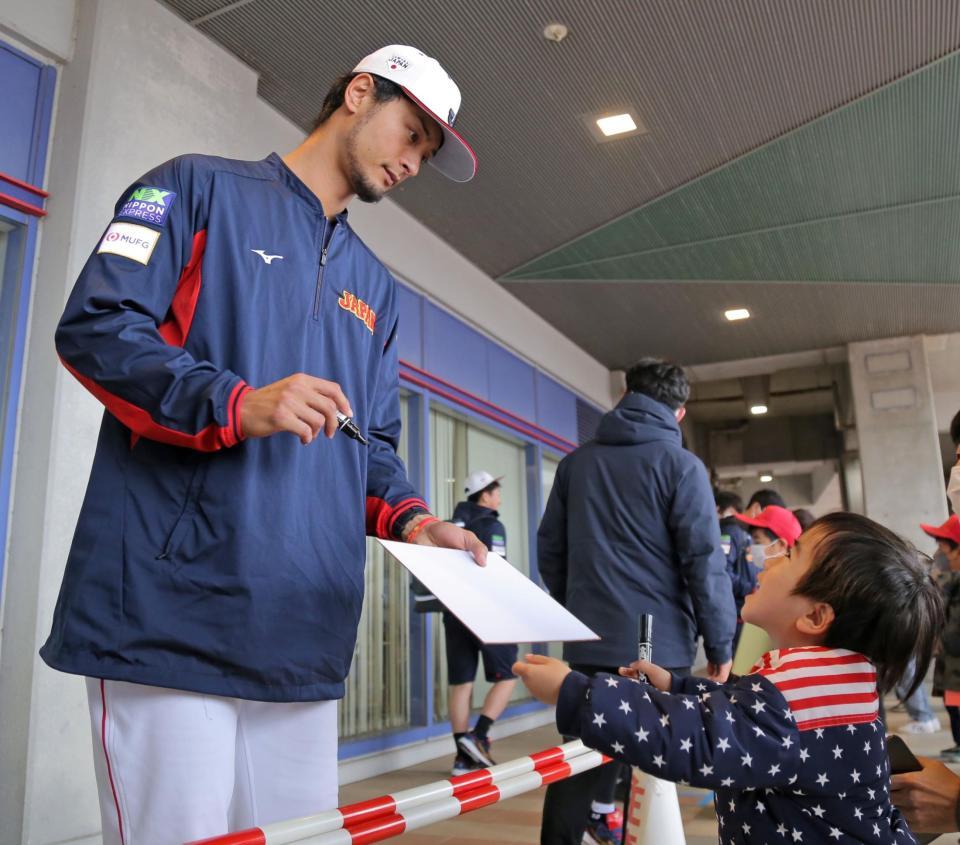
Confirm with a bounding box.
[454,731,466,749]
[474,715,494,740]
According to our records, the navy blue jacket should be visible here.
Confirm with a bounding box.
[538,392,735,668]
[451,500,507,556]
[40,153,428,701]
[720,516,758,612]
[557,647,914,843]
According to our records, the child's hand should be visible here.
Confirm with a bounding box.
[512,654,572,705]
[618,659,671,692]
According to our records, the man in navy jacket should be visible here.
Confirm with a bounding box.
[41,45,484,845]
[537,357,736,845]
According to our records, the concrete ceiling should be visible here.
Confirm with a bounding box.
[159,0,960,367]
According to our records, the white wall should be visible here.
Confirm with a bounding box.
[0,0,76,62]
[0,2,610,842]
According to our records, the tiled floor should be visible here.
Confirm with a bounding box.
[339,688,960,844]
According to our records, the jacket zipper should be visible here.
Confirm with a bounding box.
[312,220,328,321]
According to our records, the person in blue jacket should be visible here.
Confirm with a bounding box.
[40,44,485,845]
[445,471,517,775]
[716,490,760,653]
[536,357,736,845]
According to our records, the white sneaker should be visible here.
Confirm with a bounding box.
[899,718,941,734]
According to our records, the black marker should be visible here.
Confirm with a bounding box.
[336,412,368,445]
[637,613,654,682]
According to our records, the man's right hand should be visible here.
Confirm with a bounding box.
[891,756,960,833]
[707,659,733,683]
[240,374,352,445]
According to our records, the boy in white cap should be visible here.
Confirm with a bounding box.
[445,471,518,774]
[43,45,480,844]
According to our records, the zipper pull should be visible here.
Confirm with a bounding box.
[321,247,328,266]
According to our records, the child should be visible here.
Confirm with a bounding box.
[924,515,960,760]
[516,512,943,844]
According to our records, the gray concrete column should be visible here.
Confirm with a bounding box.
[848,336,948,551]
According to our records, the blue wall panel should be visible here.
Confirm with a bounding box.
[422,300,489,399]
[396,284,423,367]
[486,344,536,422]
[535,372,578,445]
[0,44,43,183]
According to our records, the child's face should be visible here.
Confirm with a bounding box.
[742,527,823,647]
[938,540,960,570]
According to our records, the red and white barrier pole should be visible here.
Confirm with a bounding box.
[189,740,602,845]
[289,750,608,845]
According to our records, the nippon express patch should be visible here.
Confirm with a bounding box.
[118,186,177,226]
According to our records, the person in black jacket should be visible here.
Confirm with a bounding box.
[444,471,517,775]
[716,490,759,653]
[537,357,736,845]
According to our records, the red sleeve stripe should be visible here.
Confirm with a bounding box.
[386,498,430,536]
[365,497,430,539]
[158,229,206,347]
[366,497,392,539]
[61,357,243,452]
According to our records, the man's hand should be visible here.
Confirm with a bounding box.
[619,659,672,692]
[707,660,733,683]
[891,756,960,833]
[512,654,571,705]
[407,516,487,566]
[240,374,352,445]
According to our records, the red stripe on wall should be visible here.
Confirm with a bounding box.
[400,372,574,455]
[400,359,578,449]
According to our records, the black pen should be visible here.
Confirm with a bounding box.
[637,613,653,682]
[336,412,368,445]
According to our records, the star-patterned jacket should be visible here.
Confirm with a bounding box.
[556,646,916,844]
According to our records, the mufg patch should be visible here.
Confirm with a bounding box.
[118,185,177,226]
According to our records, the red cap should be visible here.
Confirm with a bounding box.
[736,506,802,547]
[920,514,960,545]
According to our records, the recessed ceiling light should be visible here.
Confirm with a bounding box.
[760,473,774,483]
[596,113,637,137]
[750,404,768,415]
[724,308,750,321]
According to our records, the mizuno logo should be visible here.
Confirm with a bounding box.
[251,249,283,264]
[129,187,172,205]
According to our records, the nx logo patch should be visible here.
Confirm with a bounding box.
[118,185,177,226]
[338,290,376,334]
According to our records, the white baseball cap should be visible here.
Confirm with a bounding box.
[464,470,503,497]
[353,44,477,183]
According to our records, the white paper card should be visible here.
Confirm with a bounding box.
[379,539,599,644]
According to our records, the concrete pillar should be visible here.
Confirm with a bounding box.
[848,336,948,551]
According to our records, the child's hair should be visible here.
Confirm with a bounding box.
[793,512,944,697]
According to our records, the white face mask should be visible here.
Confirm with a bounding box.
[948,465,960,515]
[750,540,785,568]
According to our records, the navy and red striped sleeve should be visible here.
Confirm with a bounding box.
[365,313,430,539]
[55,155,248,451]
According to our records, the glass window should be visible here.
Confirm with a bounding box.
[429,406,532,718]
[0,220,24,463]
[338,396,411,738]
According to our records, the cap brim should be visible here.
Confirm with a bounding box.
[735,514,767,529]
[402,87,477,183]
[921,523,953,541]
